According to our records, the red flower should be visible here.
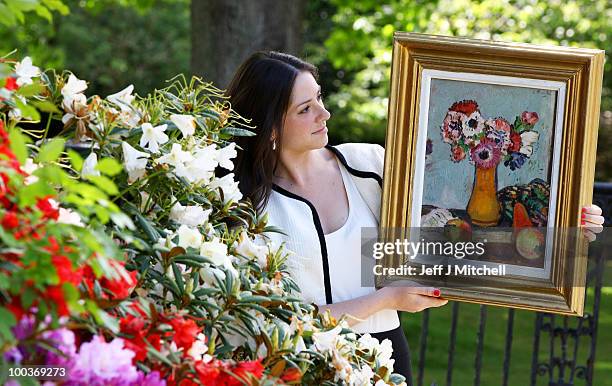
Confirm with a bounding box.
[0,120,8,142]
[1,211,19,229]
[168,316,201,351]
[46,285,70,316]
[4,77,18,91]
[521,111,539,126]
[104,260,137,299]
[281,367,302,383]
[450,100,479,115]
[36,196,60,220]
[509,131,522,152]
[450,145,466,162]
[52,254,83,286]
[232,360,264,384]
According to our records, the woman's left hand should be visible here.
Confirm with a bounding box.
[581,204,604,242]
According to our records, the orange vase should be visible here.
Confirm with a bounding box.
[467,165,501,227]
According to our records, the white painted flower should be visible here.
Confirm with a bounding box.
[169,202,211,227]
[170,114,196,137]
[235,232,268,268]
[139,123,168,153]
[216,142,237,170]
[520,131,539,157]
[107,85,135,112]
[61,74,87,98]
[121,142,150,183]
[177,224,203,249]
[57,208,84,227]
[208,173,243,204]
[200,237,231,268]
[81,152,100,178]
[156,143,193,168]
[15,57,40,86]
[312,325,342,353]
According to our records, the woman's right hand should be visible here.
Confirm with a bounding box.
[382,286,448,313]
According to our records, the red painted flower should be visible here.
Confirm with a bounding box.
[450,100,479,115]
[450,145,466,162]
[521,111,539,126]
[509,131,522,152]
[470,138,502,169]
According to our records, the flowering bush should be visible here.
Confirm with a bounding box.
[441,100,540,170]
[0,56,407,385]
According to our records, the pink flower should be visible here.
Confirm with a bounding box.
[490,117,511,132]
[521,111,539,126]
[451,146,466,162]
[470,139,502,169]
[442,111,465,143]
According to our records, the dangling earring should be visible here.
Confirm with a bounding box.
[272,140,277,151]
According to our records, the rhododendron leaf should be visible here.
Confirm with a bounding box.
[8,127,29,164]
[96,157,123,176]
[14,97,40,121]
[94,205,110,224]
[220,127,256,137]
[37,137,65,163]
[85,300,119,333]
[21,286,36,309]
[171,262,184,294]
[0,307,16,343]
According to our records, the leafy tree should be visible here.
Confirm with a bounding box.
[308,0,611,180]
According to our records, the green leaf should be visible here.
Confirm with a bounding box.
[0,306,16,344]
[37,137,65,163]
[220,127,256,137]
[86,300,119,333]
[67,149,84,171]
[96,157,123,176]
[31,100,61,113]
[88,175,119,195]
[15,82,45,97]
[18,180,55,206]
[14,97,41,121]
[8,127,29,164]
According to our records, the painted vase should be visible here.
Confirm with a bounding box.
[467,164,501,227]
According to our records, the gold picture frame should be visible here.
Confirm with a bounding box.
[377,33,605,315]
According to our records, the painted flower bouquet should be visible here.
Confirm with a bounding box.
[1,56,406,386]
[440,100,541,226]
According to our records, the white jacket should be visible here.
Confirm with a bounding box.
[265,143,399,332]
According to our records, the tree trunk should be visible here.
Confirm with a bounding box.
[191,0,306,90]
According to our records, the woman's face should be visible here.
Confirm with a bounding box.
[280,71,331,153]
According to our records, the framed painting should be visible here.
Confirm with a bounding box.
[376,33,605,315]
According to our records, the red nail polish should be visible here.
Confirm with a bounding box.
[582,213,586,219]
[433,289,441,297]
[582,207,587,213]
[581,220,586,225]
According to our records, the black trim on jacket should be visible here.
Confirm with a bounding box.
[271,145,383,305]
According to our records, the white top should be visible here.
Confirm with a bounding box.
[265,144,399,333]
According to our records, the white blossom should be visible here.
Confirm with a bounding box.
[107,85,135,112]
[200,237,232,269]
[169,202,211,227]
[312,325,342,353]
[170,114,196,137]
[81,152,100,178]
[139,123,168,153]
[156,143,193,168]
[187,334,208,360]
[234,232,268,268]
[177,224,203,250]
[61,74,87,98]
[15,57,40,86]
[216,142,237,170]
[121,142,150,183]
[57,208,84,227]
[21,158,39,185]
[520,131,539,157]
[208,173,243,204]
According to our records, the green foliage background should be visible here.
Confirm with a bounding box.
[304,0,612,180]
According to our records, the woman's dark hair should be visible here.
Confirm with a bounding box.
[226,51,318,213]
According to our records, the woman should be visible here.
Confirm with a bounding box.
[225,51,605,380]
